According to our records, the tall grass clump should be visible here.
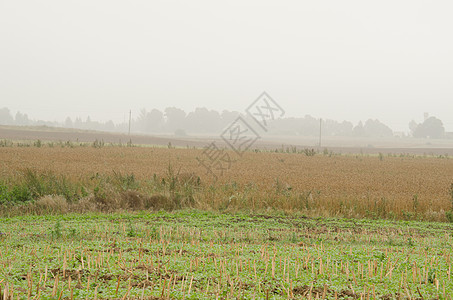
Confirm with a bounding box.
[22,169,81,203]
[446,183,453,223]
[0,139,13,147]
[0,181,33,205]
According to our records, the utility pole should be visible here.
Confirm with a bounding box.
[319,118,322,148]
[128,110,132,136]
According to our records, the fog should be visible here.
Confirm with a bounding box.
[1,1,452,132]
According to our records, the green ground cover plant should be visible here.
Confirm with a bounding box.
[1,210,452,299]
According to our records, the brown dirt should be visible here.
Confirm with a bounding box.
[2,125,453,155]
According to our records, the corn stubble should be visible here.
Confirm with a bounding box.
[0,212,452,299]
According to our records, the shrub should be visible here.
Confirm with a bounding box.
[22,169,80,202]
[303,148,316,156]
[112,171,139,191]
[0,182,32,204]
[33,139,42,147]
[92,139,104,148]
[449,183,453,209]
[447,184,453,223]
[0,183,8,204]
[9,185,33,202]
[446,211,453,223]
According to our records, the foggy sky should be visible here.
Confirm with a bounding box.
[1,1,452,132]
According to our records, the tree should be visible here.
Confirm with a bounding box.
[220,110,240,128]
[409,120,418,136]
[74,117,83,129]
[337,121,354,136]
[164,107,186,132]
[0,107,14,125]
[413,116,445,139]
[15,112,30,125]
[148,109,164,131]
[185,107,221,133]
[65,117,73,128]
[353,121,365,137]
[363,119,393,137]
[137,109,164,133]
[136,109,149,132]
[297,115,320,136]
[104,120,115,131]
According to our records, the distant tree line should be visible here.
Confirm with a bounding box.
[0,106,447,139]
[0,107,129,132]
[409,116,445,139]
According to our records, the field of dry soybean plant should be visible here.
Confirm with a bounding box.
[1,144,453,221]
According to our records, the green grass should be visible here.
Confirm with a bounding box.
[1,210,452,299]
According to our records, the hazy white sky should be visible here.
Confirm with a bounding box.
[1,1,452,132]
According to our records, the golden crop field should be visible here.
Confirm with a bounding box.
[1,146,453,221]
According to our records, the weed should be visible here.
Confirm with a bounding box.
[407,237,415,247]
[446,211,453,223]
[68,227,77,238]
[33,139,42,148]
[126,219,136,237]
[92,139,104,148]
[50,220,63,239]
[290,232,298,243]
[374,251,386,262]
[412,194,419,216]
[149,226,159,240]
[0,139,13,147]
[113,171,138,191]
[379,152,384,161]
[303,148,316,156]
[427,268,437,284]
[0,183,32,204]
[402,210,414,221]
[446,184,453,223]
[449,183,453,209]
[10,185,32,203]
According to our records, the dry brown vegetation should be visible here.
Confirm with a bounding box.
[1,146,453,221]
